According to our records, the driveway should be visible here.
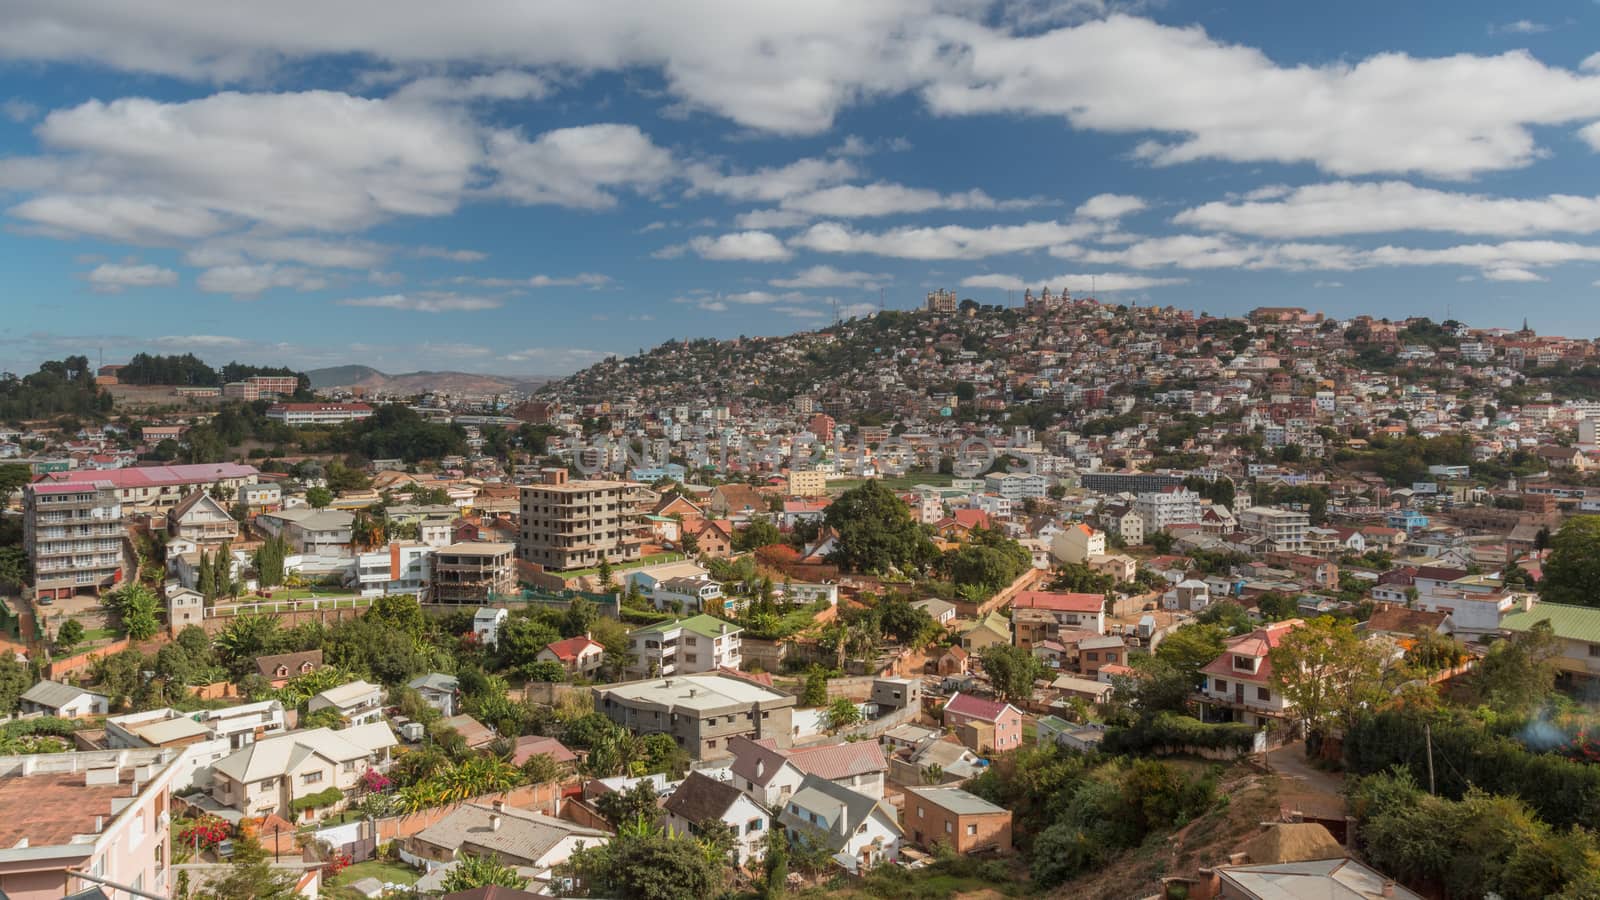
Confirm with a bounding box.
[1266,741,1347,819]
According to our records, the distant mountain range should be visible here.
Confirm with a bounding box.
[306,365,551,396]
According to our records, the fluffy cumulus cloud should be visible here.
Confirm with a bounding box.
[390,70,549,105]
[7,5,1600,177]
[337,292,502,313]
[487,124,676,208]
[779,183,1041,218]
[686,157,858,203]
[685,231,793,262]
[1075,193,1146,219]
[83,262,178,292]
[1176,181,1600,238]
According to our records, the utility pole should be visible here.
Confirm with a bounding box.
[1424,723,1436,795]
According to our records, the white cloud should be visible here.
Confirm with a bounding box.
[501,347,616,367]
[392,70,548,104]
[7,7,1600,177]
[83,262,177,292]
[791,219,1101,260]
[415,246,488,262]
[196,264,329,296]
[735,209,815,229]
[487,123,675,208]
[687,157,858,203]
[1313,280,1343,288]
[527,273,612,288]
[1488,20,1548,36]
[769,265,889,289]
[1,98,37,122]
[11,194,229,243]
[1054,234,1364,271]
[960,271,1185,292]
[686,231,792,261]
[778,183,1041,218]
[368,270,405,286]
[1075,193,1146,219]
[1176,181,1600,238]
[1482,266,1543,281]
[26,92,479,234]
[151,334,246,348]
[186,235,390,269]
[338,292,501,313]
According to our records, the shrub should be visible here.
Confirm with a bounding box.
[291,787,345,814]
[1101,713,1259,756]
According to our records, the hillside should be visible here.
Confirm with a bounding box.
[308,366,552,397]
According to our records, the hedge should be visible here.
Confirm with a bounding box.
[1102,713,1260,756]
[1344,709,1600,831]
[291,787,345,813]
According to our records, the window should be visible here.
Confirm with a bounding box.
[945,822,953,833]
[1590,643,1600,658]
[966,824,978,836]
[707,739,717,749]
[1256,687,1271,701]
[917,806,924,819]
[302,771,323,785]
[1214,678,1228,692]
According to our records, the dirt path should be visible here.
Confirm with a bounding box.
[1266,741,1347,819]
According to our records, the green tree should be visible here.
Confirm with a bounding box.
[824,697,862,732]
[823,480,937,574]
[564,820,723,900]
[1268,617,1390,750]
[0,546,27,590]
[977,643,1045,703]
[596,558,615,591]
[305,486,333,509]
[55,618,85,652]
[1471,620,1561,715]
[1539,516,1600,607]
[736,518,782,551]
[203,831,296,899]
[440,853,529,892]
[0,656,30,713]
[801,668,828,707]
[1255,591,1299,622]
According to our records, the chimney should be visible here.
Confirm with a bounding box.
[1381,881,1395,898]
[1227,852,1248,865]
[492,800,506,813]
[688,688,697,698]
[489,814,502,832]
[94,816,104,833]
[1344,816,1359,852]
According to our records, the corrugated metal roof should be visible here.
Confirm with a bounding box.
[1500,602,1600,644]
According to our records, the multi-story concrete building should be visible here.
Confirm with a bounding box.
[254,508,353,555]
[517,469,645,572]
[902,786,1013,855]
[786,469,828,497]
[354,541,433,597]
[430,541,516,603]
[1239,506,1311,553]
[626,615,743,678]
[1079,472,1183,495]
[925,288,958,313]
[264,402,374,426]
[593,672,795,759]
[32,462,258,512]
[983,471,1048,501]
[23,480,124,600]
[1134,486,1202,533]
[1050,523,1105,565]
[1198,620,1303,728]
[0,748,186,900]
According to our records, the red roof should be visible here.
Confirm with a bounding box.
[786,741,887,780]
[541,636,602,663]
[1199,620,1303,684]
[1012,590,1103,614]
[952,509,993,530]
[34,462,257,490]
[510,736,577,767]
[943,691,1020,724]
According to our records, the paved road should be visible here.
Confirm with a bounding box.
[1266,741,1347,818]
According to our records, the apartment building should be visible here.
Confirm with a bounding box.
[0,749,184,900]
[1134,486,1202,533]
[1238,506,1311,553]
[253,508,353,554]
[984,471,1048,501]
[23,480,124,599]
[517,468,645,572]
[430,541,516,603]
[166,490,238,546]
[627,615,743,678]
[592,672,795,759]
[264,402,374,426]
[32,462,258,511]
[354,541,433,597]
[786,469,828,497]
[1050,523,1106,565]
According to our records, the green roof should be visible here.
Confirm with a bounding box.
[1500,603,1600,644]
[630,614,741,640]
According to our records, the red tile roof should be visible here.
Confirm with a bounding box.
[1012,590,1103,614]
[943,691,1020,724]
[542,636,602,663]
[1199,619,1303,684]
[786,741,887,781]
[35,462,257,490]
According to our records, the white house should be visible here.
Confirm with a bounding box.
[19,680,108,719]
[473,607,508,648]
[777,774,902,874]
[307,680,384,727]
[662,771,772,867]
[1050,523,1106,565]
[728,736,807,809]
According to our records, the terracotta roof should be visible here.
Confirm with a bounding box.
[541,635,602,663]
[255,649,324,679]
[943,691,1019,724]
[1012,590,1103,614]
[1199,620,1303,684]
[510,736,577,767]
[786,741,887,781]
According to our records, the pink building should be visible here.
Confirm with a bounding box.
[0,748,183,899]
[942,692,1024,754]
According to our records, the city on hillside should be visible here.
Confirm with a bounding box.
[0,296,1597,898]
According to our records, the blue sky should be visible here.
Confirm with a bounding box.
[4,1,1600,375]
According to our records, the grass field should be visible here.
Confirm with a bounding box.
[328,860,420,890]
[830,472,953,493]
